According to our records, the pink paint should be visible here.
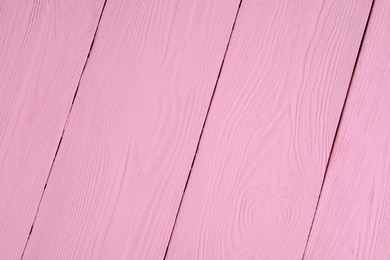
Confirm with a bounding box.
[0,0,105,258]
[2,0,389,259]
[22,0,241,259]
[166,0,372,259]
[305,0,390,258]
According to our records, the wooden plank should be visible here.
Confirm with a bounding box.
[304,0,390,258]
[166,0,373,259]
[22,0,241,259]
[0,0,105,258]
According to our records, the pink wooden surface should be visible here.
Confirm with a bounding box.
[4,0,390,259]
[0,0,105,258]
[166,0,372,259]
[304,0,390,258]
[22,0,241,259]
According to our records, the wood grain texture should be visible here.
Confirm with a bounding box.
[304,0,390,259]
[22,0,241,259]
[166,0,372,259]
[0,0,105,258]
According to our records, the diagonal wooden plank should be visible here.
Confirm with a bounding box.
[165,0,373,259]
[0,0,106,258]
[304,0,390,258]
[22,0,242,259]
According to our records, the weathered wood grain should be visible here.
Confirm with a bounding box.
[22,0,241,259]
[0,0,105,258]
[166,0,372,259]
[304,0,390,258]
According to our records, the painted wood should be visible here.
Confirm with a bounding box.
[304,0,390,258]
[166,0,373,259]
[22,0,241,259]
[0,0,105,258]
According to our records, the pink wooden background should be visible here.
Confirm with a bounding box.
[1,0,389,259]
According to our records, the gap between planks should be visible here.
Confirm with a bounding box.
[162,0,244,259]
[20,0,109,258]
[301,0,376,259]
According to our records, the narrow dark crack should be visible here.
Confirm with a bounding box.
[20,0,108,258]
[162,1,244,259]
[301,0,376,259]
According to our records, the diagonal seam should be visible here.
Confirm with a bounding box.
[301,0,376,259]
[162,0,244,259]
[20,0,109,258]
